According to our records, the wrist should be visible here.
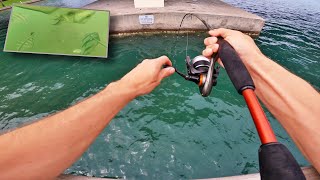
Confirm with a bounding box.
[103,80,137,101]
[243,52,269,71]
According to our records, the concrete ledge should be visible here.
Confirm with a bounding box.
[84,0,265,36]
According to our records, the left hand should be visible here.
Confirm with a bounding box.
[120,56,175,97]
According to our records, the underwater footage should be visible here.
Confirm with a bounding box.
[4,4,109,57]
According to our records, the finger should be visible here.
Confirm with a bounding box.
[209,28,231,38]
[204,37,218,46]
[155,55,172,68]
[202,45,219,59]
[207,44,219,53]
[158,67,175,80]
[202,47,214,57]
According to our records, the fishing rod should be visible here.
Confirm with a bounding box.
[169,13,306,180]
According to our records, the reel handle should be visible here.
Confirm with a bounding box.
[216,38,255,94]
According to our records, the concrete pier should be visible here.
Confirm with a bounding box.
[58,166,320,179]
[84,0,265,36]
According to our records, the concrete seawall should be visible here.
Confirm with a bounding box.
[84,0,265,36]
[58,166,319,179]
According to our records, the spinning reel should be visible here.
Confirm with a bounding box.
[172,13,220,97]
[174,55,220,97]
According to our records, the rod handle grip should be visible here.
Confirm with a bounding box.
[217,38,255,94]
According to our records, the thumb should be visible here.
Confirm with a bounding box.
[209,28,230,38]
[158,67,175,80]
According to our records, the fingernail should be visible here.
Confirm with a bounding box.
[205,48,212,54]
[214,44,219,50]
[209,37,217,44]
[209,30,215,34]
[204,38,208,44]
[168,67,175,73]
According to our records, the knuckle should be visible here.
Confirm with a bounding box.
[208,37,215,43]
[142,59,148,63]
[202,49,206,55]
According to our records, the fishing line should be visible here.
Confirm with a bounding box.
[167,13,221,97]
[179,13,212,31]
[173,13,212,58]
[170,13,219,73]
[185,30,188,57]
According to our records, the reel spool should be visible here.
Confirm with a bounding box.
[174,55,219,97]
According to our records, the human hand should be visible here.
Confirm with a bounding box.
[119,56,175,97]
[202,28,264,65]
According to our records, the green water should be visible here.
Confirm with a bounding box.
[0,0,319,179]
[0,33,311,179]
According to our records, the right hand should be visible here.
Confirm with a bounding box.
[202,28,264,65]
